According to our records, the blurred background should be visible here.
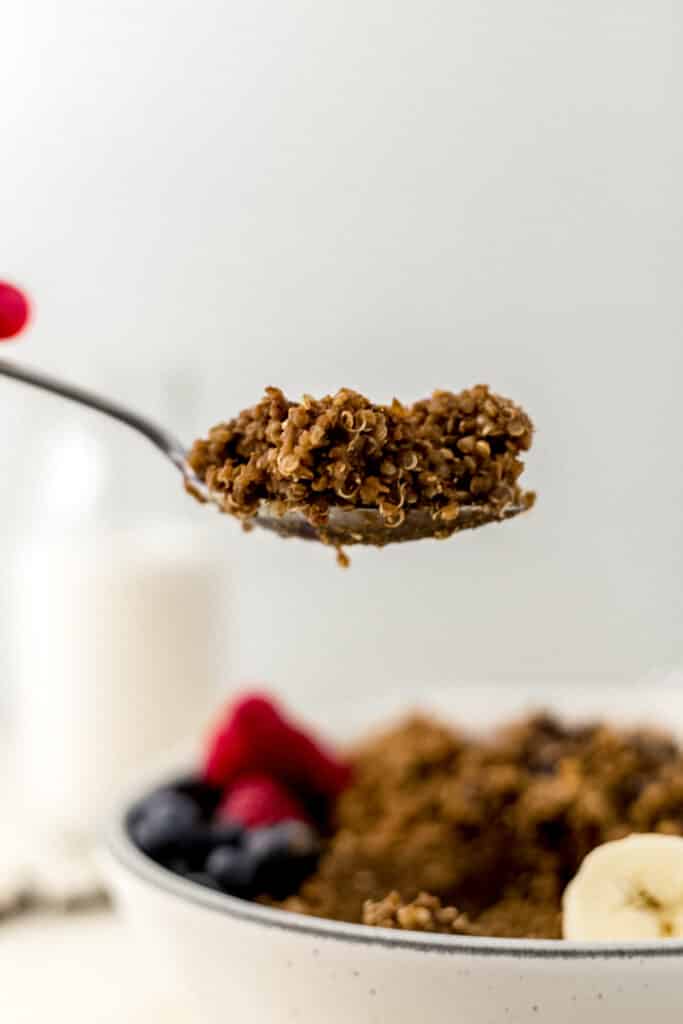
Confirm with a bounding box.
[0,1,682,1017]
[3,0,682,703]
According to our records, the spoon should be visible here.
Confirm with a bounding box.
[0,358,529,547]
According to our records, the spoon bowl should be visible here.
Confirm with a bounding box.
[253,501,528,546]
[0,358,532,549]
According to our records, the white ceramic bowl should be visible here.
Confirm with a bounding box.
[103,682,683,1023]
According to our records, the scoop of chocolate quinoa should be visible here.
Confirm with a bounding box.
[188,386,535,536]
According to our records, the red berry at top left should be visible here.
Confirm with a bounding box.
[0,281,31,340]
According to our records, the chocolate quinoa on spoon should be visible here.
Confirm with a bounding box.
[188,385,535,561]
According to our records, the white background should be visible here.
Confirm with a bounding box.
[1,1,682,705]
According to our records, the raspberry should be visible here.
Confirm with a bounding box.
[217,772,310,829]
[203,693,351,799]
[0,282,31,340]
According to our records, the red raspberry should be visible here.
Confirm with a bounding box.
[0,281,31,340]
[203,693,351,799]
[216,772,310,829]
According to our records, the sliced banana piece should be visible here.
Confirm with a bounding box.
[563,833,683,941]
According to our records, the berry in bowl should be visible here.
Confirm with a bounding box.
[103,688,683,1023]
[124,691,346,904]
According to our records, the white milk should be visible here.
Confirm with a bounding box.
[8,525,231,836]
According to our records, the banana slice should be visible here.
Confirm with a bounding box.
[563,834,683,940]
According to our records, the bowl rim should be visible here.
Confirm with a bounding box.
[105,773,683,962]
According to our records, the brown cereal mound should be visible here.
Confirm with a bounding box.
[188,386,534,529]
[274,713,683,939]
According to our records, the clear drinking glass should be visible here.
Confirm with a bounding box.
[5,365,232,838]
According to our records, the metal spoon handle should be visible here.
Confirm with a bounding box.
[0,357,188,472]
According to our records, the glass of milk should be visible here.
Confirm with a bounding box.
[3,365,233,839]
[9,525,230,836]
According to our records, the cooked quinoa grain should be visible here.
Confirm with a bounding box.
[272,713,683,939]
[362,891,476,935]
[188,386,535,537]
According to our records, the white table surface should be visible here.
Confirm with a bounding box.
[0,727,194,1023]
[0,908,195,1022]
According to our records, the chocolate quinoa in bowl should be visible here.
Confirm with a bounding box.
[187,385,535,558]
[129,693,683,942]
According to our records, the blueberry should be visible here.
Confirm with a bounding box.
[247,821,320,900]
[131,788,200,828]
[209,822,245,847]
[167,821,246,869]
[130,778,221,830]
[168,857,192,876]
[248,821,319,863]
[172,777,223,818]
[131,788,247,870]
[183,871,222,892]
[206,846,257,895]
[131,791,202,862]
